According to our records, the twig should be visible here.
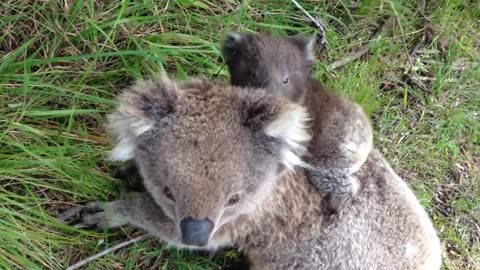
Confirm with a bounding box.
[416,0,426,16]
[327,44,370,71]
[66,234,148,270]
[290,0,327,51]
[402,0,441,92]
[328,16,395,70]
[404,74,430,92]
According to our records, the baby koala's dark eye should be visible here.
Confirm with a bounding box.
[163,186,175,202]
[282,76,289,84]
[226,194,240,206]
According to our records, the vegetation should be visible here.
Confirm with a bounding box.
[0,0,478,269]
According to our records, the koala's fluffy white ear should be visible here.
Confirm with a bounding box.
[264,103,311,170]
[108,113,152,162]
[289,35,316,64]
[107,74,177,161]
[222,32,248,60]
[225,32,245,43]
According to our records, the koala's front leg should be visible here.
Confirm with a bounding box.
[80,192,180,244]
[307,103,372,197]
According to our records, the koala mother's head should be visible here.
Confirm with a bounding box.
[107,74,310,248]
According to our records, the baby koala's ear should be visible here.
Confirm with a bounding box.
[107,73,177,161]
[289,34,316,65]
[222,32,249,60]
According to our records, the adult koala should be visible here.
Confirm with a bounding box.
[79,74,441,270]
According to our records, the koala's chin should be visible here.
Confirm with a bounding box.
[147,161,285,249]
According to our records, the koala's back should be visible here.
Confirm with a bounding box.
[238,149,441,270]
[311,149,441,270]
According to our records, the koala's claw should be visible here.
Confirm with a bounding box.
[79,211,110,229]
[58,202,112,229]
[57,205,85,223]
[327,174,359,195]
[307,169,360,195]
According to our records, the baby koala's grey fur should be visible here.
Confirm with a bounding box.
[82,75,442,270]
[221,32,373,198]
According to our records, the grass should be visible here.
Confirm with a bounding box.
[0,0,478,269]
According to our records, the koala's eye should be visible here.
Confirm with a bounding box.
[282,76,289,84]
[163,186,175,202]
[226,194,240,206]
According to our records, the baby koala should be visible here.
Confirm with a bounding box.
[222,32,373,198]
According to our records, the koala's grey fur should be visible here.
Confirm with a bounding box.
[221,32,373,200]
[82,75,442,269]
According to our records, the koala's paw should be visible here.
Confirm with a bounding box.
[58,202,126,230]
[328,173,359,195]
[78,202,112,229]
[308,169,360,195]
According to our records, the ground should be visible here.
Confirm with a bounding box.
[0,0,478,269]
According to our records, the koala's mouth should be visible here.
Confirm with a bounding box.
[180,217,214,247]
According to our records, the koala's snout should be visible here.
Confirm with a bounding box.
[180,217,214,247]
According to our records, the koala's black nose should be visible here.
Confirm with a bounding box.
[180,217,214,247]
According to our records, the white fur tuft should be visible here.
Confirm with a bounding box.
[305,36,316,62]
[264,104,311,169]
[130,119,154,136]
[226,32,244,43]
[107,113,153,161]
[280,149,308,170]
[110,139,136,161]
